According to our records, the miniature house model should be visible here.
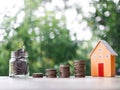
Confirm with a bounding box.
[89,40,118,77]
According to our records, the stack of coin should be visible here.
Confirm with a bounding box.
[74,60,85,77]
[32,73,44,78]
[46,69,57,78]
[59,64,70,78]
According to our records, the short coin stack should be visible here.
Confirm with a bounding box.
[46,69,57,78]
[59,64,70,78]
[32,73,44,78]
[74,60,85,77]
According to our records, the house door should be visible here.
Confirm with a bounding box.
[98,63,104,77]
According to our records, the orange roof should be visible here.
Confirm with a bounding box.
[89,40,118,56]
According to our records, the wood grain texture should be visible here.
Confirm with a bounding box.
[0,76,120,90]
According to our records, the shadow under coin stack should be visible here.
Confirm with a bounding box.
[46,69,57,78]
[59,64,70,78]
[74,60,85,77]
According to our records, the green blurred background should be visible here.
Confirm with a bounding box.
[0,0,120,76]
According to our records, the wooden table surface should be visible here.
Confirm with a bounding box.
[0,76,120,90]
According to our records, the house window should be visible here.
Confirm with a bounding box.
[93,55,96,58]
[106,55,109,58]
[99,48,102,52]
[99,55,102,58]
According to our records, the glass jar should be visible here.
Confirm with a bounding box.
[9,50,29,78]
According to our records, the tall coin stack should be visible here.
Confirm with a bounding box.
[46,69,57,78]
[59,64,70,78]
[74,60,85,77]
